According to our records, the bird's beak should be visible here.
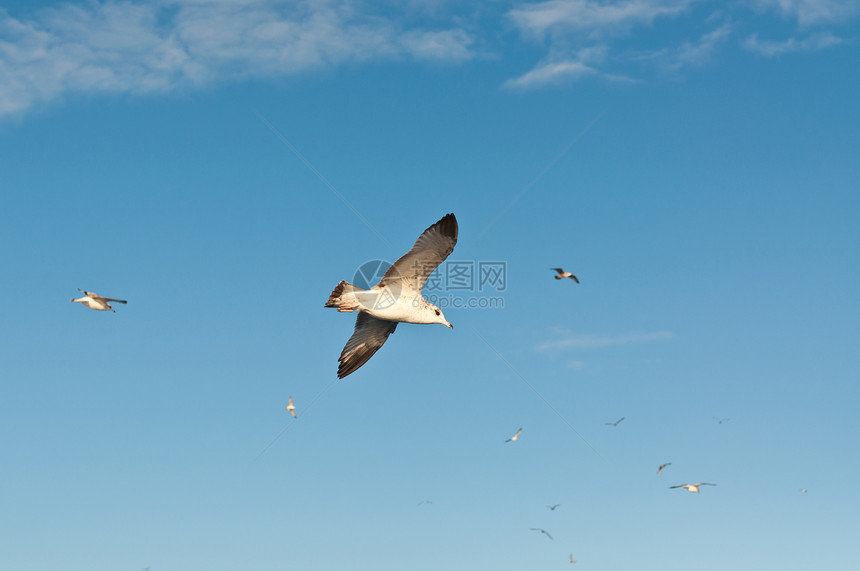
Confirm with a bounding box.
[446,322,453,329]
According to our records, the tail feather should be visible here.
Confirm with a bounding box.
[325,280,360,308]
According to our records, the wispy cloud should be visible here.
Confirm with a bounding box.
[743,30,847,56]
[628,21,732,74]
[508,0,695,38]
[750,0,860,26]
[537,329,676,352]
[0,0,474,117]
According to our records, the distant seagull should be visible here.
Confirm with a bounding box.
[657,463,672,475]
[605,417,625,427]
[505,427,523,442]
[285,396,296,418]
[670,483,716,493]
[325,214,457,378]
[546,504,560,511]
[799,488,808,494]
[530,528,554,540]
[713,416,729,424]
[569,554,576,564]
[71,289,127,312]
[418,499,433,506]
[551,268,579,283]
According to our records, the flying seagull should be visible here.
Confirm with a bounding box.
[569,554,576,564]
[285,396,296,418]
[71,289,127,312]
[551,268,579,283]
[325,214,457,378]
[713,416,729,424]
[530,528,554,540]
[546,504,561,511]
[799,488,808,493]
[657,463,672,475]
[418,499,433,506]
[670,483,716,493]
[505,427,522,442]
[605,417,625,427]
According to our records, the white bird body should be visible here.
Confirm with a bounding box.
[552,268,579,283]
[505,427,523,442]
[71,289,127,312]
[285,396,296,418]
[670,482,716,493]
[335,287,446,324]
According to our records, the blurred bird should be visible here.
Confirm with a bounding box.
[418,499,433,506]
[530,528,554,540]
[605,417,625,427]
[71,289,127,312]
[551,268,579,283]
[285,396,296,418]
[800,488,808,493]
[505,427,522,442]
[547,504,560,511]
[714,416,729,424]
[670,483,716,493]
[570,554,576,564]
[657,463,672,474]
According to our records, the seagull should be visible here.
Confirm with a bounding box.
[70,289,127,312]
[505,427,522,442]
[657,463,672,474]
[546,504,560,511]
[285,396,296,418]
[418,499,433,506]
[551,268,579,283]
[605,417,625,427]
[569,554,576,564]
[714,416,729,424]
[670,483,716,493]
[799,488,808,493]
[530,528,554,540]
[325,214,457,378]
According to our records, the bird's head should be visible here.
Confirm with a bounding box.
[428,303,453,329]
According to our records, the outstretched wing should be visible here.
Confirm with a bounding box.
[378,214,458,295]
[101,297,127,304]
[337,312,398,379]
[552,268,565,275]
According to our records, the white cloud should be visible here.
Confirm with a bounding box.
[536,329,676,352]
[629,21,731,73]
[508,0,695,38]
[750,0,860,26]
[743,31,847,56]
[0,0,474,117]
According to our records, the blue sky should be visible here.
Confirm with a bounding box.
[1,1,858,569]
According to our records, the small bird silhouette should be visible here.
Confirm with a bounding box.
[546,504,560,511]
[418,499,433,506]
[605,417,625,427]
[551,268,579,283]
[505,427,523,442]
[70,289,127,312]
[285,396,296,418]
[799,488,808,493]
[713,416,729,424]
[670,483,716,493]
[657,463,672,474]
[569,554,576,564]
[530,528,554,540]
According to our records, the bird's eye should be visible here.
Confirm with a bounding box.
[435,310,440,316]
